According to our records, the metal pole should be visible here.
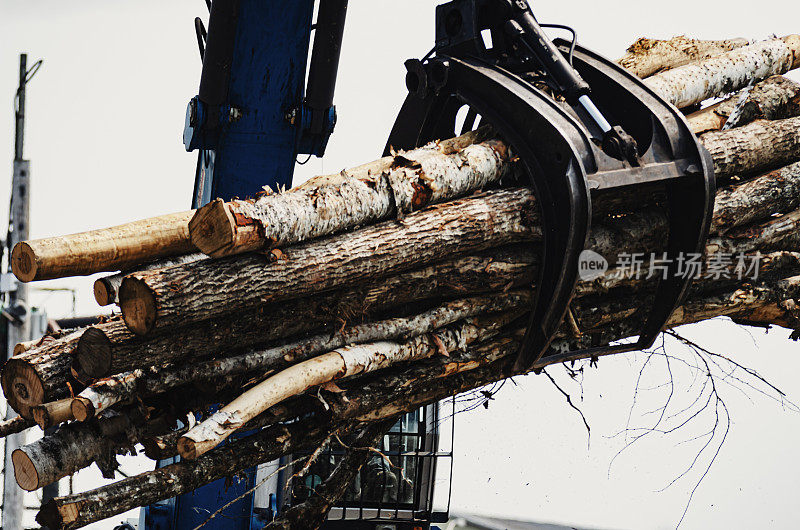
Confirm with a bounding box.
[3,53,32,530]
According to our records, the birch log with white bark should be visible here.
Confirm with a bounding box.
[120,188,538,335]
[618,36,748,78]
[686,75,800,134]
[177,311,520,459]
[189,130,513,257]
[644,36,800,108]
[11,211,195,283]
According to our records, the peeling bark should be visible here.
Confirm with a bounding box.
[190,131,514,257]
[687,75,800,134]
[0,416,34,439]
[644,36,800,108]
[618,36,748,78]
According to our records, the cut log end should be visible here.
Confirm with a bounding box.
[189,198,238,258]
[175,436,206,461]
[75,327,114,378]
[11,242,38,283]
[71,397,95,423]
[12,448,40,491]
[119,277,158,336]
[2,359,45,419]
[37,499,81,528]
[32,398,75,430]
[93,278,115,306]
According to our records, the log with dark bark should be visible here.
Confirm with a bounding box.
[119,188,538,335]
[74,292,530,421]
[11,211,196,283]
[0,415,34,439]
[74,245,537,379]
[93,253,205,306]
[2,330,83,418]
[618,36,748,78]
[687,75,800,134]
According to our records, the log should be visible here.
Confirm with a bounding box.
[618,36,748,78]
[32,398,75,430]
[701,116,800,179]
[11,211,195,283]
[74,245,537,380]
[0,416,34,439]
[177,311,520,459]
[71,371,141,422]
[712,161,800,234]
[12,405,155,491]
[13,340,39,356]
[34,276,800,530]
[72,292,528,421]
[119,188,538,335]
[2,330,83,418]
[687,75,800,134]
[190,131,512,257]
[93,253,205,306]
[20,159,800,411]
[644,36,800,109]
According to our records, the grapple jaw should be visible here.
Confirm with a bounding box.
[386,0,716,371]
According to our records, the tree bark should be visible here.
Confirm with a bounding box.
[73,245,537,380]
[119,188,538,335]
[190,131,513,257]
[712,161,800,233]
[617,36,748,78]
[687,75,800,134]
[93,253,205,306]
[71,292,529,422]
[644,36,800,109]
[177,311,520,459]
[0,416,34,439]
[2,330,83,419]
[701,116,800,179]
[11,211,195,283]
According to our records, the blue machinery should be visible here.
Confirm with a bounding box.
[143,1,447,528]
[141,0,716,527]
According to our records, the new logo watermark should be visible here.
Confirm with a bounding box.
[576,251,762,281]
[578,250,609,281]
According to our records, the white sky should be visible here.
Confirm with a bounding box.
[2,1,800,529]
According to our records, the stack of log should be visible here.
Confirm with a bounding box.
[2,35,799,529]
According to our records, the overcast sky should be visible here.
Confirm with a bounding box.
[2,1,800,529]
